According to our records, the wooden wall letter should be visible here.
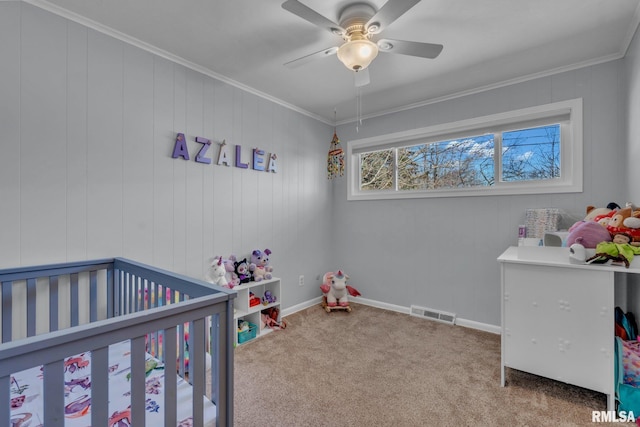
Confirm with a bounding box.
[195,137,212,164]
[172,133,189,160]
[235,145,248,169]
[267,154,278,173]
[253,148,265,171]
[217,140,231,166]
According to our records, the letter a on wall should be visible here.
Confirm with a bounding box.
[268,154,277,173]
[218,140,231,166]
[172,133,189,160]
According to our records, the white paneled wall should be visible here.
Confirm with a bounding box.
[334,62,627,327]
[0,2,333,308]
[623,14,640,314]
[1,1,634,327]
[0,2,22,267]
[625,18,640,204]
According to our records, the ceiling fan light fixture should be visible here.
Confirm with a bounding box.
[337,37,379,71]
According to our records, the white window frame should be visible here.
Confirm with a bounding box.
[346,98,583,200]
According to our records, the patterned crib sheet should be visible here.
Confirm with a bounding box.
[9,340,215,427]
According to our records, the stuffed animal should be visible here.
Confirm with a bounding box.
[608,207,633,229]
[206,255,239,288]
[584,203,620,221]
[262,290,277,305]
[566,220,612,248]
[607,207,640,244]
[205,256,231,288]
[586,233,640,268]
[624,216,640,230]
[249,292,261,307]
[569,243,590,263]
[320,270,360,307]
[233,257,252,284]
[594,210,618,227]
[250,249,273,282]
[261,306,286,329]
[223,255,241,288]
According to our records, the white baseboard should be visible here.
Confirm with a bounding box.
[281,296,322,317]
[454,318,501,335]
[282,296,500,335]
[355,297,410,314]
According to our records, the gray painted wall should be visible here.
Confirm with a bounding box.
[0,2,333,309]
[0,2,635,328]
[623,19,640,312]
[626,23,640,204]
[334,62,627,327]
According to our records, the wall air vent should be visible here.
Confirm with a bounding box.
[410,305,456,325]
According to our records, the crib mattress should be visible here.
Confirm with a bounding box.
[9,340,216,427]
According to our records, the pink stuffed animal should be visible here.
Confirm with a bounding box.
[566,221,612,248]
[320,270,360,307]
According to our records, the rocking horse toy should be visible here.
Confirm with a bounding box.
[320,270,360,313]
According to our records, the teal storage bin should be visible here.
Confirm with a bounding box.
[238,321,257,344]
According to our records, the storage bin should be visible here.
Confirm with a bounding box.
[525,208,561,239]
[238,321,257,344]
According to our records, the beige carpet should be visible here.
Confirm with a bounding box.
[234,303,611,427]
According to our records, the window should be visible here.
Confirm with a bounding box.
[347,98,582,200]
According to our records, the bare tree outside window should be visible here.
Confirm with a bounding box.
[349,99,580,200]
[397,135,495,190]
[501,124,560,182]
[359,124,561,192]
[360,149,394,190]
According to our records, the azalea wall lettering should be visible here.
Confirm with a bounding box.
[171,133,278,172]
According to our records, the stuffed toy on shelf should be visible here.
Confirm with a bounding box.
[250,249,273,281]
[261,306,286,329]
[233,257,252,284]
[205,256,231,288]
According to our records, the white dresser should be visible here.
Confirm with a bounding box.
[497,246,640,410]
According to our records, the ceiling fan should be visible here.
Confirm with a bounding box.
[281,0,443,86]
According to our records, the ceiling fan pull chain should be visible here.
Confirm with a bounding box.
[356,87,361,132]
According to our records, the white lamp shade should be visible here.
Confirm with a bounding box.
[337,39,379,71]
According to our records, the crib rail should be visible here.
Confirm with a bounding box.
[0,258,236,427]
[0,258,115,341]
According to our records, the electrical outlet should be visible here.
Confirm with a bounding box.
[299,275,304,286]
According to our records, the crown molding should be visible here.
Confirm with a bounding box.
[22,0,333,126]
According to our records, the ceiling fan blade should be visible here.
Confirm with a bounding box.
[354,68,370,87]
[282,0,345,35]
[284,46,339,68]
[377,39,443,58]
[365,0,421,34]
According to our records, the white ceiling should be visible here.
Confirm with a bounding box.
[30,0,640,124]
